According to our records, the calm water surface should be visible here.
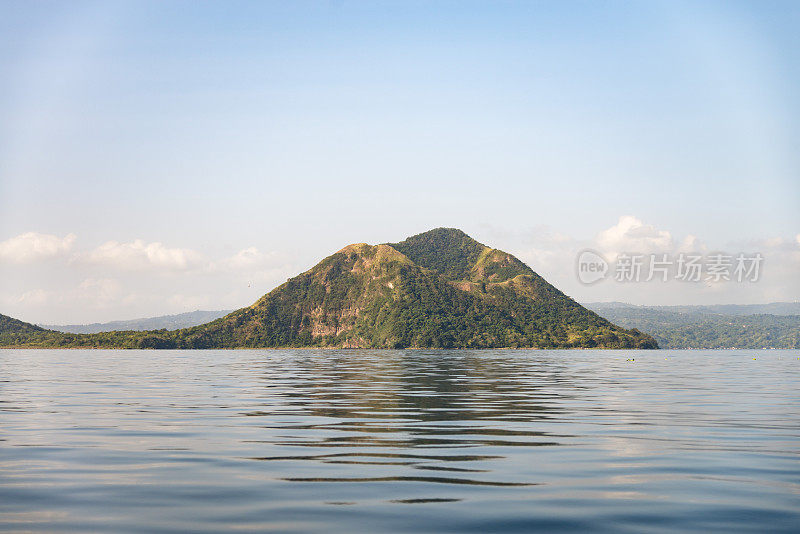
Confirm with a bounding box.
[1,349,798,532]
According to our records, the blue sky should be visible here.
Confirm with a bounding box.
[1,1,798,323]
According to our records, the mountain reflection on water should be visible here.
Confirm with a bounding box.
[1,349,798,532]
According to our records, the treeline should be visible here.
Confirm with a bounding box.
[584,304,800,349]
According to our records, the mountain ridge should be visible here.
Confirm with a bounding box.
[583,301,800,349]
[41,310,235,334]
[585,301,800,317]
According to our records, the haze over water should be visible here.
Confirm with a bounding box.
[1,349,798,532]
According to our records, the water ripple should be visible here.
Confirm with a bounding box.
[1,348,799,532]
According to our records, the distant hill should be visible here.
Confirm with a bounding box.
[1,228,656,349]
[42,310,233,334]
[588,301,800,317]
[0,313,50,347]
[584,302,800,349]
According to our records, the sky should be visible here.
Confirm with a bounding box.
[1,0,798,324]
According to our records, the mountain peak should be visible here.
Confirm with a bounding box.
[387,227,487,281]
[415,227,470,238]
[334,243,412,267]
[337,243,371,254]
[397,227,476,246]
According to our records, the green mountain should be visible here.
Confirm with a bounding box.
[0,313,50,345]
[1,228,656,349]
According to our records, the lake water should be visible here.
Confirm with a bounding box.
[1,349,798,533]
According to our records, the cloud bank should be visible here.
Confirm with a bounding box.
[0,232,76,263]
[85,240,205,271]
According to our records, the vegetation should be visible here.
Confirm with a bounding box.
[585,303,800,349]
[0,313,171,349]
[1,229,657,350]
[389,228,491,281]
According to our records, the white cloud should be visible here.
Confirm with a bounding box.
[4,279,123,309]
[512,226,578,269]
[595,215,673,256]
[167,293,212,310]
[76,277,123,305]
[83,241,286,275]
[676,234,705,253]
[507,216,800,305]
[6,288,54,306]
[516,217,682,283]
[209,246,291,277]
[0,232,76,263]
[0,237,298,323]
[86,239,205,271]
[520,247,561,270]
[218,246,270,270]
